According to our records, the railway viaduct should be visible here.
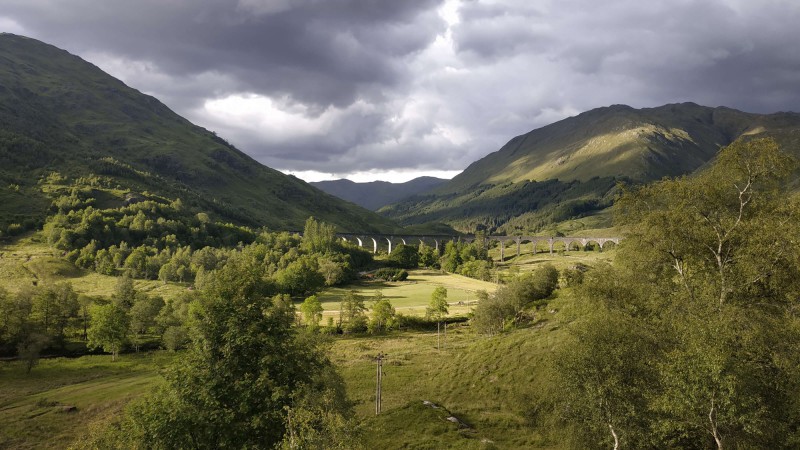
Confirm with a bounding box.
[336,233,621,261]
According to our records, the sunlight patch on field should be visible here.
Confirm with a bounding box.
[315,269,498,318]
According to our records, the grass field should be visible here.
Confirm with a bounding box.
[314,269,499,318]
[0,353,170,449]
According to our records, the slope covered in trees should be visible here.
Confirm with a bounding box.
[0,33,397,235]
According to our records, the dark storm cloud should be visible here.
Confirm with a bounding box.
[2,0,800,179]
[2,0,444,109]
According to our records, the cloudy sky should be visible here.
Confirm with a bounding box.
[2,0,800,182]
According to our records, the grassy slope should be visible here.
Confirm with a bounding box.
[0,233,187,299]
[331,291,587,449]
[0,353,170,450]
[440,103,800,191]
[0,33,396,233]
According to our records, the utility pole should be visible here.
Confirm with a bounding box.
[437,321,440,351]
[375,352,386,414]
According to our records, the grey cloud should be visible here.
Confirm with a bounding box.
[3,0,445,108]
[2,0,800,179]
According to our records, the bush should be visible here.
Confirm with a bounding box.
[374,268,408,282]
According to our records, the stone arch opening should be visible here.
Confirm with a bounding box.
[566,240,583,252]
[584,240,602,252]
[601,240,618,251]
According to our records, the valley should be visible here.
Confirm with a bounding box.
[2,31,800,450]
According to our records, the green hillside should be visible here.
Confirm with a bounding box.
[381,103,800,233]
[0,33,397,234]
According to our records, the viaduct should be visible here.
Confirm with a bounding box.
[336,233,621,261]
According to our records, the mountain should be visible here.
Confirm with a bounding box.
[0,33,397,234]
[380,103,800,234]
[311,176,447,210]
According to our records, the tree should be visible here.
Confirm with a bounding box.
[418,243,439,269]
[76,294,94,340]
[301,217,337,254]
[368,291,396,334]
[427,286,449,320]
[0,288,33,354]
[388,244,419,269]
[275,255,325,296]
[471,290,514,336]
[87,303,129,361]
[28,283,78,345]
[544,138,800,448]
[529,264,558,300]
[550,309,659,449]
[17,332,50,374]
[427,287,448,349]
[340,290,367,334]
[112,272,136,310]
[440,241,462,273]
[129,295,165,352]
[119,252,352,448]
[300,295,324,328]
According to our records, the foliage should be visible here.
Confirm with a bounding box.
[119,252,353,448]
[300,295,324,328]
[418,242,440,269]
[543,138,800,448]
[470,290,512,336]
[550,308,659,448]
[301,216,337,254]
[368,291,396,334]
[374,267,408,282]
[387,243,419,269]
[437,239,494,281]
[87,303,129,361]
[426,286,448,322]
[472,265,558,335]
[339,290,368,334]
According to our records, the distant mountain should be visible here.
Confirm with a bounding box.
[381,103,800,234]
[0,34,397,233]
[311,176,447,210]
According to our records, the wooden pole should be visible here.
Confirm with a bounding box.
[375,353,385,414]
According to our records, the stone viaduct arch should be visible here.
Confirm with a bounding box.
[487,236,621,261]
[336,233,620,259]
[337,233,462,254]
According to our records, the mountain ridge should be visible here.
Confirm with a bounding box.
[0,33,397,234]
[381,102,800,234]
[437,102,800,194]
[311,176,447,210]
